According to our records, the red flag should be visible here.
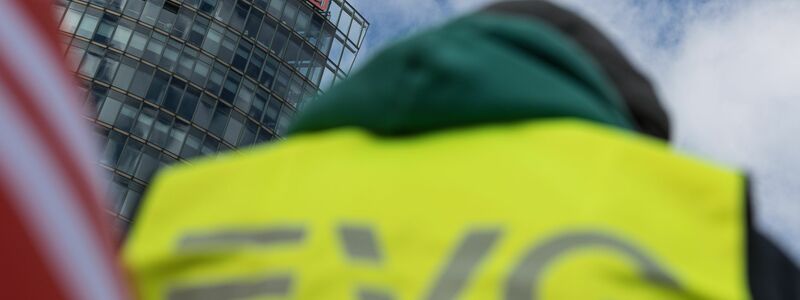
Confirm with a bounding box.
[0,0,129,299]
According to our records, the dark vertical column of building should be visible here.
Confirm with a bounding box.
[53,0,368,234]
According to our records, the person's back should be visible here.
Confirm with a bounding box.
[124,1,799,299]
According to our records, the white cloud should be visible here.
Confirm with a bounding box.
[351,0,800,261]
[663,1,800,261]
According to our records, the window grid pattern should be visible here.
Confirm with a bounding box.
[56,0,368,230]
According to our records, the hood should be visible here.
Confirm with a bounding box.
[290,1,667,139]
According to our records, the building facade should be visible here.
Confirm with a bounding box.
[54,0,368,232]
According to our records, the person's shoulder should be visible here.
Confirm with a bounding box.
[150,128,374,191]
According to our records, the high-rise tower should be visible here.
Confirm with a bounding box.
[54,0,368,232]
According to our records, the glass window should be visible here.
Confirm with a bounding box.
[328,1,341,24]
[340,46,357,72]
[277,107,292,135]
[149,111,173,147]
[199,0,217,14]
[295,6,311,37]
[107,0,127,12]
[107,175,129,213]
[297,43,314,76]
[184,0,200,8]
[254,0,268,10]
[140,0,163,26]
[132,104,157,139]
[112,57,137,90]
[143,32,167,63]
[349,16,365,44]
[123,0,145,19]
[319,66,335,90]
[60,6,83,33]
[110,19,133,50]
[134,146,160,180]
[250,87,268,120]
[232,39,252,71]
[101,131,126,166]
[267,0,284,17]
[280,0,297,26]
[307,14,323,45]
[260,55,278,87]
[329,37,344,66]
[127,26,149,57]
[191,56,212,86]
[96,53,120,84]
[120,186,142,219]
[244,9,262,39]
[93,14,117,44]
[218,31,237,63]
[220,71,241,103]
[193,94,215,129]
[262,97,280,129]
[272,26,289,55]
[246,47,265,79]
[188,15,209,47]
[214,0,235,22]
[234,78,255,112]
[201,135,219,155]
[273,65,290,98]
[181,127,203,158]
[78,46,103,77]
[229,1,249,32]
[98,93,123,124]
[209,103,230,137]
[256,127,273,143]
[129,63,154,98]
[238,120,258,146]
[309,54,325,84]
[256,16,277,48]
[115,97,140,131]
[76,9,100,38]
[165,120,189,155]
[283,34,301,66]
[286,75,302,106]
[87,84,108,118]
[338,9,353,37]
[145,70,170,104]
[318,23,334,53]
[301,83,315,106]
[178,86,200,120]
[177,47,197,79]
[206,63,226,95]
[223,110,244,144]
[117,139,143,174]
[172,7,193,39]
[157,1,179,31]
[159,39,181,71]
[202,23,224,54]
[163,77,186,113]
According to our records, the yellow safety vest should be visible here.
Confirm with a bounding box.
[124,119,748,300]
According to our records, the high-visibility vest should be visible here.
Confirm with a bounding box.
[124,119,747,300]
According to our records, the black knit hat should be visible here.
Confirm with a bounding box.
[483,0,671,140]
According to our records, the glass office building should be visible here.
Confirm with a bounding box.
[54,0,368,232]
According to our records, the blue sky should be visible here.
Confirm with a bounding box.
[346,0,800,263]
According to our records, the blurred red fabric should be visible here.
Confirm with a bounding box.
[0,0,129,299]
